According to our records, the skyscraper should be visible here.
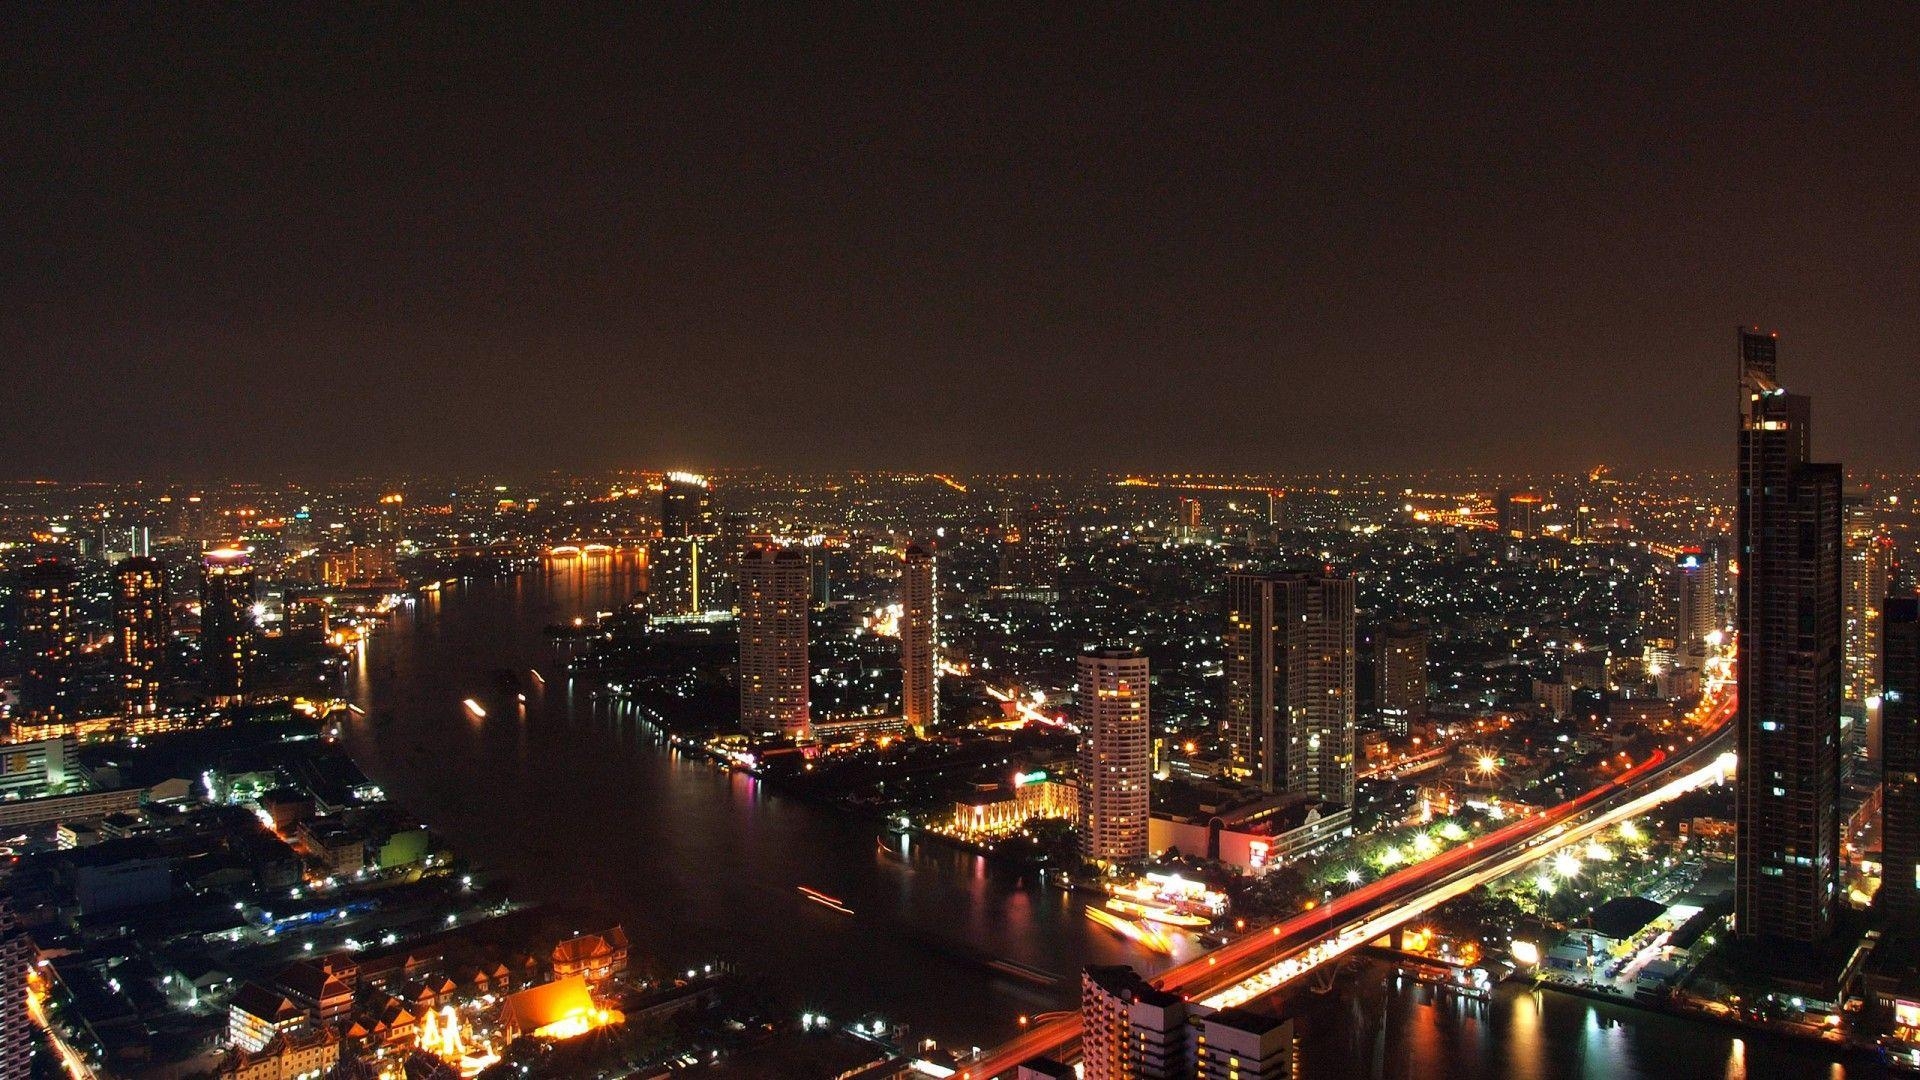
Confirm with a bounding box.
[648,537,713,616]
[114,556,170,715]
[1375,620,1429,734]
[16,560,79,724]
[1842,499,1892,737]
[1224,572,1357,802]
[0,898,32,1080]
[660,471,716,539]
[1077,647,1151,863]
[1495,489,1541,538]
[1673,547,1719,667]
[1735,327,1844,947]
[738,543,810,740]
[900,544,937,736]
[1881,594,1920,923]
[1080,965,1187,1080]
[200,549,257,706]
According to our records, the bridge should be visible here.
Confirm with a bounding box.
[959,689,1738,1078]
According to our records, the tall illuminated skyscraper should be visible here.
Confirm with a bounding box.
[114,556,170,715]
[1734,327,1843,947]
[16,560,79,724]
[738,543,810,740]
[200,549,257,706]
[660,472,716,539]
[1842,499,1892,728]
[1881,594,1920,923]
[1224,572,1356,802]
[1673,547,1720,666]
[900,544,936,736]
[1077,647,1150,863]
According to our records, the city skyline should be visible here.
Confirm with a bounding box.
[8,7,1920,1079]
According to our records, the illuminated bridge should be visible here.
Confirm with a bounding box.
[959,690,1739,1079]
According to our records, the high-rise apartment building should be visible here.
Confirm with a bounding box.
[900,545,937,736]
[1224,572,1356,803]
[1375,620,1428,733]
[200,549,257,705]
[738,543,810,740]
[1673,547,1720,667]
[649,536,714,616]
[1734,327,1844,947]
[1495,489,1541,538]
[16,560,79,724]
[1194,1008,1296,1080]
[1842,499,1892,723]
[0,898,32,1080]
[1882,594,1920,923]
[114,556,170,714]
[1080,965,1187,1080]
[1077,647,1151,863]
[660,471,716,539]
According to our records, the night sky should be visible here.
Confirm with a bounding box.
[5,7,1917,478]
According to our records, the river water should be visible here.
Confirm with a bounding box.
[340,556,1873,1077]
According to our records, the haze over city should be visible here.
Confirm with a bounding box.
[6,7,1920,476]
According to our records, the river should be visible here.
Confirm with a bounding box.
[340,555,1874,1077]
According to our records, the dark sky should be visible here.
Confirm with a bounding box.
[4,6,1917,479]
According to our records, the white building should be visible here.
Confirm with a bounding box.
[738,543,811,740]
[1078,648,1151,862]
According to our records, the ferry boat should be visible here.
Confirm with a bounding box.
[1105,897,1211,929]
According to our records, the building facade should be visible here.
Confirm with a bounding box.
[1734,327,1844,947]
[1081,965,1187,1080]
[1077,648,1151,863]
[737,544,811,740]
[0,899,31,1080]
[1375,620,1429,733]
[17,560,79,724]
[659,471,716,539]
[900,545,937,736]
[1882,595,1920,923]
[115,556,170,715]
[1223,572,1356,803]
[200,550,257,705]
[1673,547,1720,667]
[1842,498,1892,757]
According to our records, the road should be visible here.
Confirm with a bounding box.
[958,690,1737,1078]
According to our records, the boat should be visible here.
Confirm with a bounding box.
[462,698,487,719]
[1105,897,1211,929]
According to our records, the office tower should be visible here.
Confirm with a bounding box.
[1077,648,1151,862]
[660,471,716,539]
[17,560,79,724]
[1673,547,1719,666]
[0,899,31,1080]
[1843,499,1892,721]
[1224,572,1357,802]
[1080,965,1187,1080]
[1735,327,1844,947]
[114,556,170,715]
[648,537,712,616]
[200,549,258,705]
[1195,1008,1296,1080]
[900,545,937,736]
[1375,620,1429,734]
[1495,488,1540,538]
[738,543,810,740]
[1266,489,1286,529]
[1882,595,1920,923]
[1179,497,1202,538]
